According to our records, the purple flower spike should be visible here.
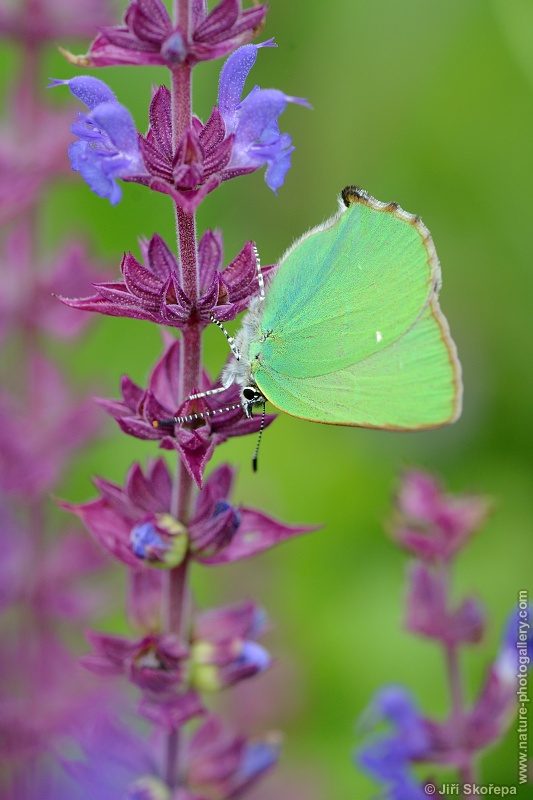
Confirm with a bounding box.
[218,42,310,193]
[51,76,146,204]
[77,0,267,68]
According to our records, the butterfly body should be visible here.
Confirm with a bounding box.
[221,186,462,430]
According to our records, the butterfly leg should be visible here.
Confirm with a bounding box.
[209,314,241,360]
[253,244,266,300]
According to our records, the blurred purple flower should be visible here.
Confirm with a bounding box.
[63,457,314,570]
[357,686,431,800]
[186,714,280,799]
[192,601,271,691]
[73,0,267,68]
[50,76,146,205]
[405,562,485,645]
[59,229,273,327]
[0,101,74,223]
[0,0,114,42]
[95,337,275,486]
[0,224,110,344]
[62,714,164,800]
[83,630,189,693]
[466,606,533,750]
[0,355,100,498]
[0,635,106,765]
[392,471,490,562]
[82,629,204,732]
[218,41,310,193]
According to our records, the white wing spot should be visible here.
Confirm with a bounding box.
[376,331,383,342]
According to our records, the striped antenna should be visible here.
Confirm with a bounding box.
[209,314,240,360]
[252,402,266,472]
[188,385,227,401]
[253,244,265,300]
[152,403,242,428]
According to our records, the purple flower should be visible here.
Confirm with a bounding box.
[83,630,189,693]
[95,338,275,487]
[218,41,311,193]
[81,630,204,731]
[405,562,485,645]
[135,86,254,212]
[357,687,431,800]
[62,457,314,572]
[70,0,267,68]
[191,601,271,690]
[50,76,145,205]
[130,40,309,208]
[59,229,273,327]
[392,471,490,562]
[186,714,280,799]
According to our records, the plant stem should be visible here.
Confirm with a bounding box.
[441,564,477,793]
[164,1,200,788]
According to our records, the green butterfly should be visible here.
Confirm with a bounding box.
[221,185,462,431]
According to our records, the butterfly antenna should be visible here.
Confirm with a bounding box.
[252,402,266,472]
[209,314,240,360]
[188,385,227,401]
[153,403,242,428]
[253,244,266,300]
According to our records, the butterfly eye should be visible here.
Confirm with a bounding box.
[243,387,256,400]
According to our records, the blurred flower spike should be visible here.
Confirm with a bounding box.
[357,471,533,797]
[50,76,146,204]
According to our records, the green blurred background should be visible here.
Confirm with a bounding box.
[22,0,533,795]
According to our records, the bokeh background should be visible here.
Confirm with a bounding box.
[8,0,533,795]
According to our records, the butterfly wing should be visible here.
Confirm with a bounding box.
[254,297,461,429]
[252,188,462,428]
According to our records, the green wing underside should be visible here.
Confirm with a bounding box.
[254,298,461,429]
[258,200,439,379]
